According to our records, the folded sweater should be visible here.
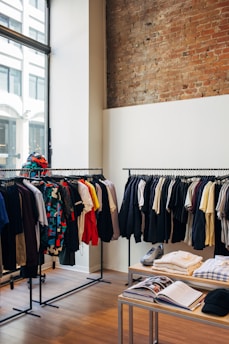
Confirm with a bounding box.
[152,250,203,275]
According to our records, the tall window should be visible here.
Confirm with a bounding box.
[0,65,22,96]
[29,122,45,154]
[0,119,16,168]
[29,27,45,44]
[0,13,22,47]
[0,14,22,32]
[29,74,45,100]
[0,0,50,169]
[29,0,45,12]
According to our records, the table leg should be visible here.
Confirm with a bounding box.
[129,305,133,344]
[149,310,153,343]
[118,301,134,344]
[128,270,133,286]
[154,311,159,344]
[118,300,123,344]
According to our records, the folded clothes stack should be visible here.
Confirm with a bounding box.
[193,255,229,281]
[151,250,203,275]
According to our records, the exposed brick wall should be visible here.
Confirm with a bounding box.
[106,0,229,108]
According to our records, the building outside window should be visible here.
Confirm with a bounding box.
[0,65,22,96]
[0,0,50,169]
[29,122,45,154]
[29,74,45,100]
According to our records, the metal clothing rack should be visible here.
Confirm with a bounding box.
[26,168,111,307]
[122,167,229,282]
[0,167,110,319]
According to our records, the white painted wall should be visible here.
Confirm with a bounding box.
[50,0,90,168]
[49,0,229,274]
[50,0,105,272]
[103,95,229,272]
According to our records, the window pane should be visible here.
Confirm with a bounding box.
[29,122,45,154]
[0,14,8,27]
[29,0,45,12]
[9,18,22,33]
[0,120,16,168]
[29,0,47,44]
[29,27,45,44]
[29,0,36,6]
[29,75,37,98]
[37,77,45,100]
[0,14,22,47]
[0,14,22,33]
[29,27,37,40]
[0,66,8,92]
[0,121,7,154]
[0,0,49,169]
[9,69,22,96]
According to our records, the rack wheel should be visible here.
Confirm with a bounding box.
[41,273,46,283]
[10,277,14,290]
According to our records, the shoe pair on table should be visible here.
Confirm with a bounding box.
[140,244,164,266]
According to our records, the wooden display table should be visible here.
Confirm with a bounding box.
[118,263,229,344]
[118,293,229,344]
[128,262,229,289]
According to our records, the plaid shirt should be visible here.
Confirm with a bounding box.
[193,257,229,282]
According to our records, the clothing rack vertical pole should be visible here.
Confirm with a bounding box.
[127,168,132,268]
[87,240,111,284]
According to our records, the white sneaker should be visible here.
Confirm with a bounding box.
[140,244,164,266]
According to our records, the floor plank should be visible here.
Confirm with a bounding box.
[1,268,229,343]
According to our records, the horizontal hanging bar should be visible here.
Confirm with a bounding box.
[123,168,229,171]
[0,168,103,172]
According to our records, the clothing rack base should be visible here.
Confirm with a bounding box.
[0,278,40,325]
[34,241,111,308]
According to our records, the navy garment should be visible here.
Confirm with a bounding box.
[119,176,143,242]
[118,176,133,238]
[170,179,190,243]
[0,192,9,233]
[214,183,229,256]
[0,184,23,271]
[96,179,114,242]
[17,183,39,278]
[142,176,159,243]
[192,179,210,250]
[156,177,172,243]
[128,177,143,243]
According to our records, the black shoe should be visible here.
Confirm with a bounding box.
[140,244,164,266]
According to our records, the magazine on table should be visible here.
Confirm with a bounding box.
[122,276,174,302]
[122,276,205,311]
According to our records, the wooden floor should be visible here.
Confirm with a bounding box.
[1,268,229,344]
